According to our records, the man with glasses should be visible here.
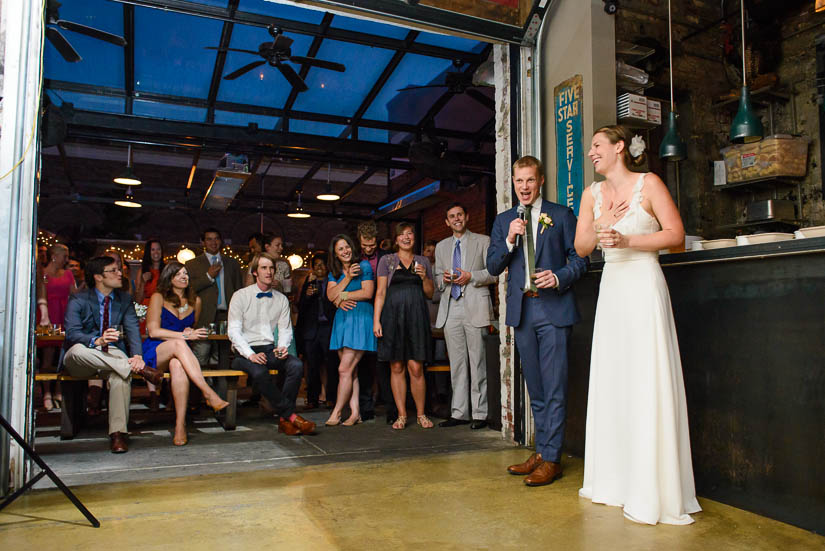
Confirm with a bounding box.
[63,256,163,453]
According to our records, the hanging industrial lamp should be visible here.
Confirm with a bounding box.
[287,191,311,219]
[113,144,142,186]
[114,186,141,208]
[316,163,340,201]
[729,0,763,143]
[659,0,687,161]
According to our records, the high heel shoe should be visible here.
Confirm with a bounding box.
[173,428,188,446]
[206,395,230,413]
[342,415,362,426]
[43,396,55,412]
[325,412,342,426]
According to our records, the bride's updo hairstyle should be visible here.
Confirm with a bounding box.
[595,124,646,168]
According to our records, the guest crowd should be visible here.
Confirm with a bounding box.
[34,207,498,452]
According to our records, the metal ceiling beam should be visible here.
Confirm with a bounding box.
[45,80,493,142]
[268,0,523,44]
[63,109,494,168]
[123,4,135,114]
[286,29,418,199]
[343,30,419,139]
[279,12,335,133]
[205,0,239,124]
[417,43,493,131]
[339,167,378,201]
[110,0,497,58]
[56,143,76,193]
[59,133,441,172]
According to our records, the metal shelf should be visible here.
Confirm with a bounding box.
[618,117,660,130]
[715,219,801,231]
[616,40,655,65]
[712,86,791,110]
[713,176,804,191]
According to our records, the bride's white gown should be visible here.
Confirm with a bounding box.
[578,174,701,525]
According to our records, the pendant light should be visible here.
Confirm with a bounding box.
[114,186,141,208]
[113,144,142,186]
[316,163,340,201]
[659,0,687,161]
[729,0,763,143]
[287,191,311,219]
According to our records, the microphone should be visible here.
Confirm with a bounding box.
[514,204,526,248]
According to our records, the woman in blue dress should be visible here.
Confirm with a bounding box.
[325,234,376,427]
[143,262,229,445]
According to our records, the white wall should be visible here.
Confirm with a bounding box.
[539,0,616,202]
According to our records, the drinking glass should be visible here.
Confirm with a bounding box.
[218,321,228,335]
[115,325,124,340]
[51,323,61,335]
[207,323,216,335]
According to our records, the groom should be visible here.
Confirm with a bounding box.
[486,156,587,486]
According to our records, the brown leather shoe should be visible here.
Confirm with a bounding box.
[139,366,164,386]
[278,417,302,436]
[110,432,129,453]
[524,461,562,486]
[291,414,316,435]
[507,452,543,475]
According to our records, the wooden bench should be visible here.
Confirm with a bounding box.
[35,369,278,439]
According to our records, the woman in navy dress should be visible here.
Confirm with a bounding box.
[143,262,229,445]
[325,234,376,427]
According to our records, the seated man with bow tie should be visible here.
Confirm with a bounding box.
[227,252,316,436]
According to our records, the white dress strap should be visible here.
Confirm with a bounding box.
[590,181,603,219]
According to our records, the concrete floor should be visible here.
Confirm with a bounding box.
[2,447,825,550]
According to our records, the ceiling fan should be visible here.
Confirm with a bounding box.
[46,0,127,63]
[398,60,494,110]
[206,25,345,92]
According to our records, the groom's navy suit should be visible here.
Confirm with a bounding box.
[487,198,587,462]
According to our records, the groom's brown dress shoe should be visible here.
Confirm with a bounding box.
[507,452,543,475]
[110,432,128,453]
[524,461,563,486]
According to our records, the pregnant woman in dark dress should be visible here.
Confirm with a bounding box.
[373,222,434,430]
[143,262,229,445]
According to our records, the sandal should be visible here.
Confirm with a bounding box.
[325,412,342,426]
[416,415,433,429]
[391,415,407,430]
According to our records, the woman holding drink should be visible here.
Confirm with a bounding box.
[143,261,229,445]
[325,235,376,426]
[373,223,434,430]
[573,125,700,525]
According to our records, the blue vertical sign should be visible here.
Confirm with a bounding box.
[554,75,584,215]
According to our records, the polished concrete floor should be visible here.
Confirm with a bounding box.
[2,447,825,550]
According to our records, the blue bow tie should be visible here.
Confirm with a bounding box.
[256,292,273,299]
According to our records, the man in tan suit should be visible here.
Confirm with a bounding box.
[434,202,497,429]
[186,227,243,366]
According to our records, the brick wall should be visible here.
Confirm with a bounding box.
[420,182,489,249]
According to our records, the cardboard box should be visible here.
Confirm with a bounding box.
[646,99,661,124]
[617,93,647,121]
[720,135,810,183]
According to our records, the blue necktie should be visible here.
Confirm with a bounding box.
[256,292,273,299]
[213,256,223,307]
[451,239,461,300]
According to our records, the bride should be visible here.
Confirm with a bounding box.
[574,125,701,525]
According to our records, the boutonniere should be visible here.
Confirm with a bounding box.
[539,213,554,233]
